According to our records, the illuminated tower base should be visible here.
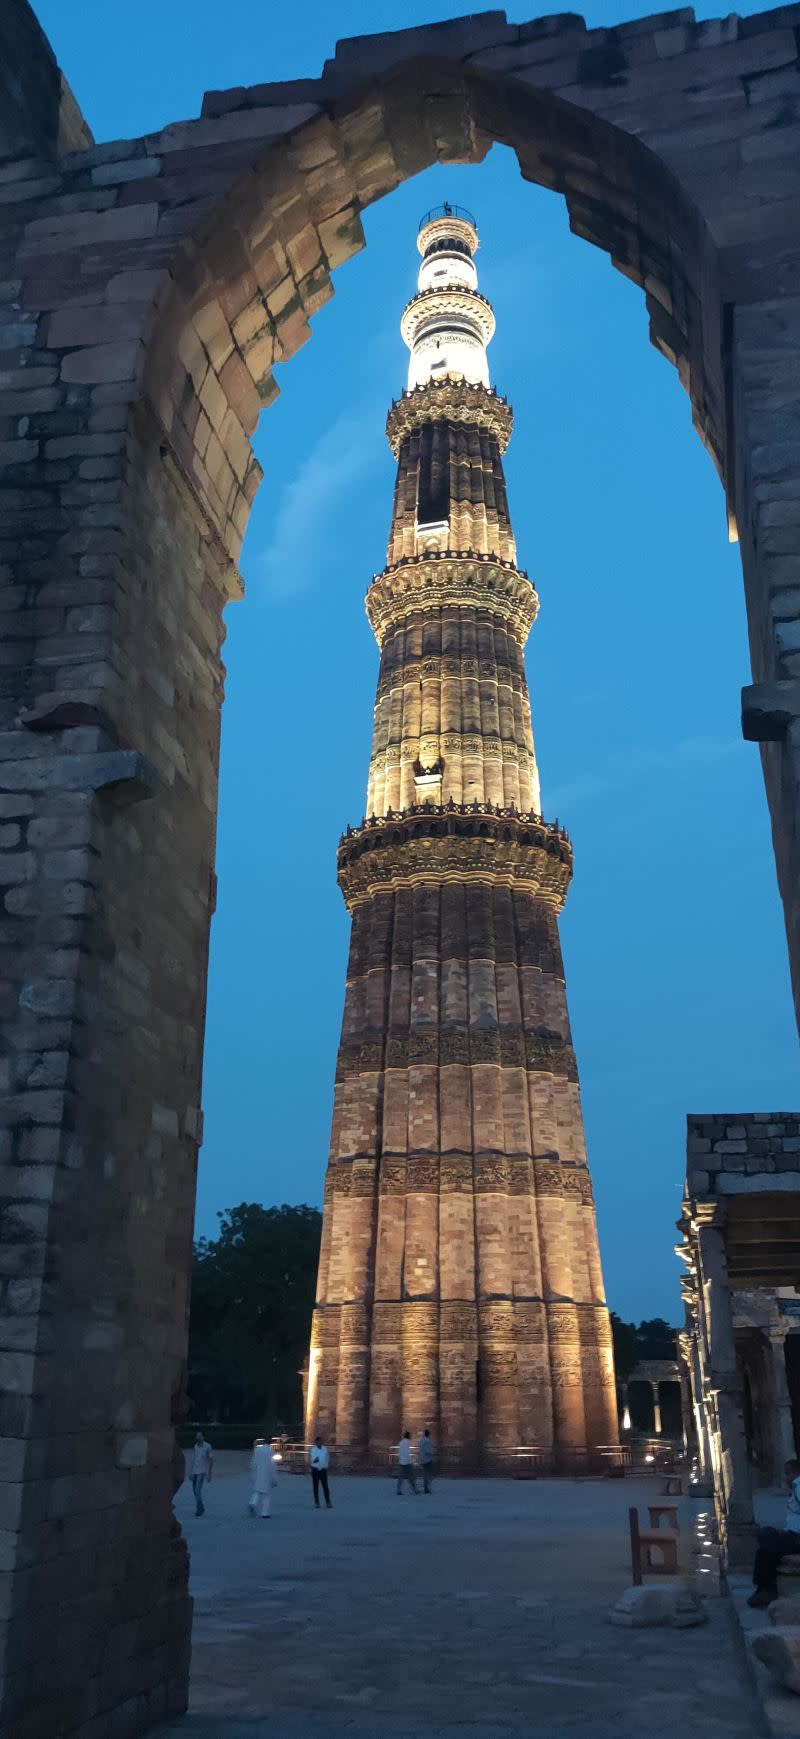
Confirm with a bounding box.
[306,207,617,1471]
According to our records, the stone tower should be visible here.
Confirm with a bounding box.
[307,205,618,1471]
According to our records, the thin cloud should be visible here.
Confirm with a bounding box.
[545,736,740,812]
[260,405,384,598]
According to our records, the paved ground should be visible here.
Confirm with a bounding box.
[154,1455,763,1739]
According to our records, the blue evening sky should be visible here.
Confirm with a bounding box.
[35,0,798,1322]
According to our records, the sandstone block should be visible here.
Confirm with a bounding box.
[116,1435,148,1469]
[50,300,145,349]
[153,103,320,154]
[770,1595,800,1626]
[60,342,140,385]
[0,852,34,886]
[609,1583,706,1626]
[752,1626,800,1695]
[0,440,38,465]
[20,201,159,255]
[91,157,161,187]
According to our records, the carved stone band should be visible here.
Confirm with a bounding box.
[337,806,573,911]
[386,381,513,456]
[399,285,496,348]
[366,557,538,647]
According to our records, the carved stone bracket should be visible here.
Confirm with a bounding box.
[386,380,513,456]
[337,803,572,910]
[365,555,538,646]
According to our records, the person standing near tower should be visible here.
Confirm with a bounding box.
[189,1429,213,1517]
[248,1437,276,1519]
[396,1431,418,1495]
[418,1428,434,1493]
[310,1435,333,1509]
[306,204,618,1476]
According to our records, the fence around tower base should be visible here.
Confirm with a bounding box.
[269,1440,666,1478]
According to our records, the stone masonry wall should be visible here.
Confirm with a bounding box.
[1,1,800,1732]
[687,1111,800,1194]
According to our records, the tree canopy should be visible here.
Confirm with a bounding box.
[609,1313,677,1381]
[188,1202,321,1433]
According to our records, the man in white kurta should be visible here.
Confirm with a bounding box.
[249,1438,276,1518]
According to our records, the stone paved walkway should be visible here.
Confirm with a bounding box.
[153,1457,762,1739]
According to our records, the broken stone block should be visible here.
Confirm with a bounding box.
[752,1626,800,1695]
[610,1583,706,1627]
[770,1595,800,1626]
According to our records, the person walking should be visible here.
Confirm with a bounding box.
[749,1458,800,1605]
[310,1435,333,1509]
[249,1437,277,1519]
[418,1427,434,1493]
[190,1430,213,1517]
[396,1430,418,1495]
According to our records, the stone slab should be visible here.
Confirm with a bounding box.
[151,1462,759,1739]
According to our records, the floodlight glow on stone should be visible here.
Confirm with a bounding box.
[306,208,618,1473]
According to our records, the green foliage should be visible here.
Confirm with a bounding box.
[609,1312,638,1382]
[635,1317,678,1361]
[188,1202,321,1434]
[610,1312,677,1381]
[177,1422,260,1451]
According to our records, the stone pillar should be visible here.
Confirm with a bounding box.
[688,1321,713,1476]
[768,1330,798,1486]
[676,1342,693,1457]
[695,1212,755,1566]
[651,1383,662,1436]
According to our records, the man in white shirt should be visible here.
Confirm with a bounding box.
[749,1457,800,1605]
[396,1430,418,1496]
[310,1436,332,1509]
[190,1431,213,1516]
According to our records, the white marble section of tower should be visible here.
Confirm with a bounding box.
[402,206,495,391]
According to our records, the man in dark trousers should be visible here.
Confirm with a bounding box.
[396,1430,418,1495]
[418,1428,434,1493]
[749,1457,800,1605]
[310,1435,332,1509]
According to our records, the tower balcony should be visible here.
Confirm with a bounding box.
[386,380,513,456]
[417,205,479,259]
[400,285,495,349]
[337,801,573,912]
[365,552,538,647]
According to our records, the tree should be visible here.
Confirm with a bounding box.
[188,1202,322,1432]
[609,1312,639,1383]
[635,1317,677,1361]
[610,1314,678,1383]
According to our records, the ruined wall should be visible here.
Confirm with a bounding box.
[687,1111,800,1194]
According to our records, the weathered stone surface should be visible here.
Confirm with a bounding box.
[770,1594,800,1627]
[752,1626,800,1694]
[610,1583,707,1627]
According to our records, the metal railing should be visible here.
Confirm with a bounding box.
[418,202,477,231]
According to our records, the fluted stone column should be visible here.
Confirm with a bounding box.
[695,1211,754,1564]
[307,205,617,1471]
[768,1330,798,1483]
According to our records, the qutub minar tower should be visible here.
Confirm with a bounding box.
[306,205,617,1470]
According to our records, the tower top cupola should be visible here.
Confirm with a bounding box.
[401,203,494,393]
[417,202,479,259]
